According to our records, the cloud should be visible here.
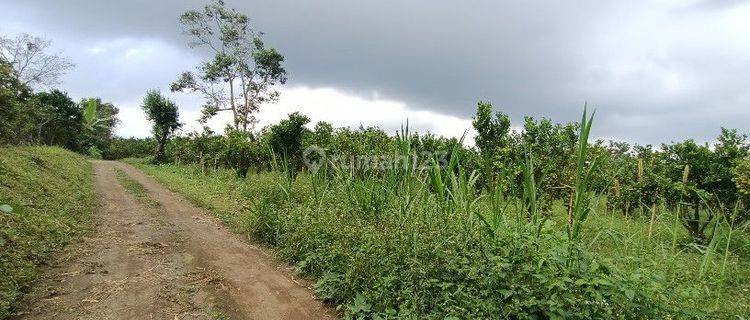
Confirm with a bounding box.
[119,86,477,144]
[1,0,749,145]
[256,87,476,141]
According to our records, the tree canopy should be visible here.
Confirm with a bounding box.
[171,0,287,132]
[141,90,182,163]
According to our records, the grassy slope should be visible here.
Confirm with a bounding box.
[130,160,750,319]
[0,147,95,318]
[581,208,750,317]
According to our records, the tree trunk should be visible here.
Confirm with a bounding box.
[154,133,168,164]
[227,77,239,131]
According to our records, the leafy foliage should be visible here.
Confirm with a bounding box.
[141,90,182,163]
[734,158,750,196]
[102,137,156,160]
[0,58,34,144]
[0,32,118,153]
[472,101,513,189]
[265,112,310,178]
[0,57,118,151]
[171,0,287,132]
[30,90,82,148]
[223,129,264,178]
[75,97,119,153]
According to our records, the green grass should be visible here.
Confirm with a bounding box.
[208,309,231,320]
[128,157,749,319]
[0,146,96,318]
[115,168,160,208]
[578,206,750,317]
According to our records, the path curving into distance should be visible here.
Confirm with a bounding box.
[13,161,333,320]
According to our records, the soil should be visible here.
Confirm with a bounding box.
[12,161,333,320]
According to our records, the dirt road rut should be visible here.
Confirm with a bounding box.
[14,161,332,319]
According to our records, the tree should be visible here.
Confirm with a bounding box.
[714,128,749,202]
[662,140,719,242]
[223,129,261,178]
[305,121,335,151]
[32,90,82,148]
[171,0,287,132]
[732,158,750,225]
[521,116,578,201]
[141,90,182,163]
[77,98,120,153]
[734,158,750,196]
[0,33,74,88]
[266,112,310,178]
[472,101,514,189]
[0,57,33,144]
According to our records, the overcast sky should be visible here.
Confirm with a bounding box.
[1,0,748,145]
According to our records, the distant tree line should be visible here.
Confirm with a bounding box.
[105,99,750,245]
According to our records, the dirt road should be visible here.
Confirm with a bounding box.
[13,161,332,319]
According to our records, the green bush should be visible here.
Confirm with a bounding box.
[87,145,103,159]
[102,137,156,160]
[734,158,750,196]
[0,146,95,318]
[224,129,265,178]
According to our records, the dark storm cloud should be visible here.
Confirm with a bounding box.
[1,0,749,144]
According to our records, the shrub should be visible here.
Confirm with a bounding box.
[734,158,750,199]
[102,137,156,160]
[87,145,102,159]
[266,112,310,178]
[224,129,263,178]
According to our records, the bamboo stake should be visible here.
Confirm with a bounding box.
[638,158,644,216]
[567,191,574,228]
[648,202,657,239]
[637,158,643,183]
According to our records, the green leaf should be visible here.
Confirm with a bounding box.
[83,100,97,125]
[350,294,371,314]
[625,289,635,300]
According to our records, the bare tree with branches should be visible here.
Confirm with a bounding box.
[0,33,75,88]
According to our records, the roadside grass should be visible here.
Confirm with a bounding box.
[577,207,750,317]
[129,158,749,319]
[124,158,270,234]
[0,146,95,318]
[114,168,160,208]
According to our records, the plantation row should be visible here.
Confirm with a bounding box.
[105,103,750,246]
[128,110,750,318]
